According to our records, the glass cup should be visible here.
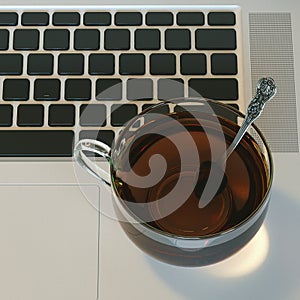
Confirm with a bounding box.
[73,98,273,267]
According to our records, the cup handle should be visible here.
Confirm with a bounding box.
[73,139,111,186]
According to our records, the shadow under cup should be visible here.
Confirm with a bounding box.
[110,100,273,267]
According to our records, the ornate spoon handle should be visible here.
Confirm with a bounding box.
[224,77,277,160]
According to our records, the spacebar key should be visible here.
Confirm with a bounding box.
[0,130,74,157]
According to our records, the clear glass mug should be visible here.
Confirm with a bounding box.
[73,98,273,267]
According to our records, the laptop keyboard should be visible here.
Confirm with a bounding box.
[0,6,243,157]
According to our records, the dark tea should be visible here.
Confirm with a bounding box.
[111,110,270,266]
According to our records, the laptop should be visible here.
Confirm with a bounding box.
[0,1,299,299]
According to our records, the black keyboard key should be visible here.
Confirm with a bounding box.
[105,29,130,50]
[0,104,13,127]
[174,105,202,113]
[13,29,39,50]
[150,54,176,75]
[135,29,160,50]
[207,102,239,123]
[146,12,173,26]
[174,104,207,113]
[0,54,23,75]
[0,12,18,26]
[175,104,239,123]
[211,53,237,75]
[177,12,204,26]
[84,12,111,26]
[196,29,236,50]
[80,104,107,126]
[142,103,170,114]
[115,12,142,26]
[89,54,115,75]
[28,54,53,75]
[165,29,191,50]
[53,12,80,26]
[96,79,122,100]
[65,79,91,101]
[44,29,70,50]
[230,104,239,110]
[34,79,60,101]
[0,130,74,157]
[158,78,184,100]
[58,54,84,75]
[208,12,236,26]
[74,29,100,50]
[119,54,145,75]
[111,104,138,126]
[22,12,49,26]
[127,78,153,100]
[80,130,115,147]
[3,79,29,101]
[17,104,44,127]
[180,54,206,75]
[49,104,75,126]
[0,29,9,50]
[189,78,238,100]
